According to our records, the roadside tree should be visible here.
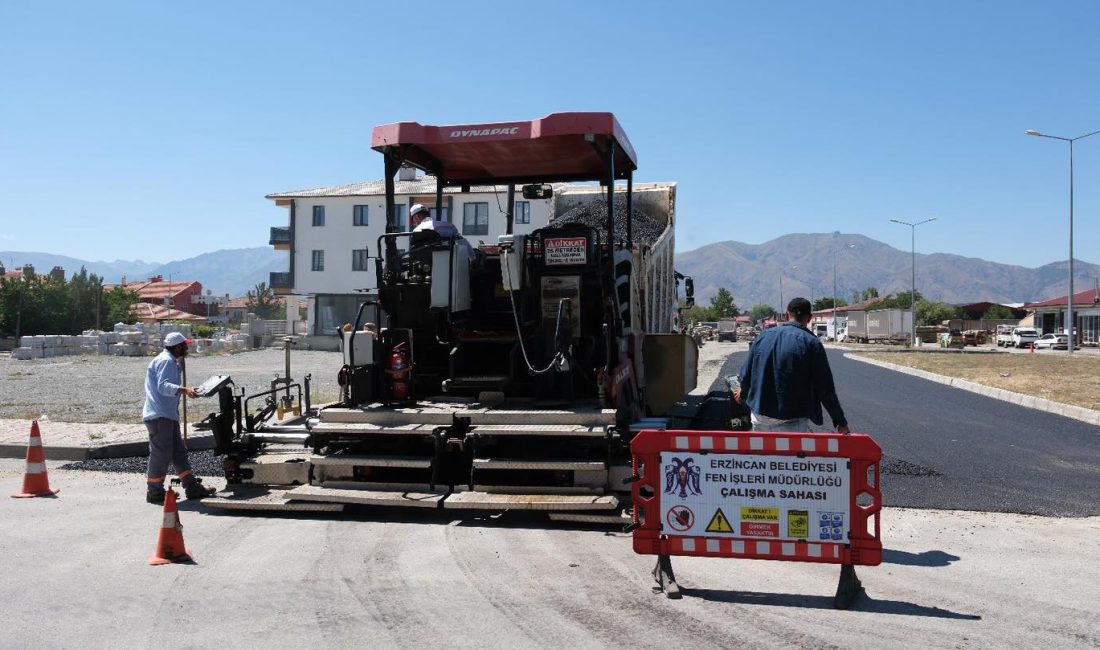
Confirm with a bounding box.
[709,287,739,318]
[746,303,776,324]
[0,268,138,336]
[813,297,847,312]
[984,304,1016,319]
[916,300,961,326]
[246,282,283,320]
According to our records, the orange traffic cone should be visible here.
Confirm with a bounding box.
[11,420,58,498]
[148,489,193,565]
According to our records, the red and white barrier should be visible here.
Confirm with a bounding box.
[630,429,882,607]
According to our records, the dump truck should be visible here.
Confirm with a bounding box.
[200,112,720,519]
[717,319,737,342]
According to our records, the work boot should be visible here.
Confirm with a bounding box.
[146,488,166,505]
[184,477,217,500]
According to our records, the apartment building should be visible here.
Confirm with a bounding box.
[266,168,552,335]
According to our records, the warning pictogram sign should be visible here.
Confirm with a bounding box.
[705,508,734,533]
[788,509,809,539]
[666,505,694,532]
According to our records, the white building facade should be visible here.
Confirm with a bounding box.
[266,172,552,335]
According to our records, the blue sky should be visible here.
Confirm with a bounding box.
[2,1,1099,268]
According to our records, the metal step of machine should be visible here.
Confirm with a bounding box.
[206,402,629,515]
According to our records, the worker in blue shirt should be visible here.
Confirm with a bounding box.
[142,331,217,504]
[734,298,850,434]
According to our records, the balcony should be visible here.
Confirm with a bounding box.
[269,226,291,250]
[270,271,292,295]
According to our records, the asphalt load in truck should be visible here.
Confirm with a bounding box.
[551,195,665,245]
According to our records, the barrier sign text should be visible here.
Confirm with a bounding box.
[660,452,850,541]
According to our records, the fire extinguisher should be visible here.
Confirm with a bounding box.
[387,342,410,400]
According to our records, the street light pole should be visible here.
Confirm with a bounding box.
[1026,128,1100,354]
[890,218,938,345]
[833,244,854,341]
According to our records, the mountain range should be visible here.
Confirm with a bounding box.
[0,248,287,298]
[4,233,1098,307]
[675,233,1100,308]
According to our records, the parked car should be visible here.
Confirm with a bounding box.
[1011,327,1040,348]
[1034,333,1068,350]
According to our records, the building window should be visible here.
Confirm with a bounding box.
[462,202,489,236]
[353,205,368,226]
[311,250,324,271]
[515,201,531,224]
[393,204,408,230]
[352,249,370,271]
[429,206,451,222]
[312,205,325,226]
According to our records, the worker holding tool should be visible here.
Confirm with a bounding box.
[142,331,217,504]
[734,297,850,434]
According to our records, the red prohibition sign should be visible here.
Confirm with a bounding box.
[666,505,694,532]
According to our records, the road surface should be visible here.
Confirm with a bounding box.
[1,464,1096,649]
[715,349,1100,516]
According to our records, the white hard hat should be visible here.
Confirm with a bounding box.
[164,332,191,347]
[410,203,429,216]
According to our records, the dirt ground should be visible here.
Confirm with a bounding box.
[857,351,1100,411]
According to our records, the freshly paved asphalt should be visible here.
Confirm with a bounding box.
[714,350,1100,517]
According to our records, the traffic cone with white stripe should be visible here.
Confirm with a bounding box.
[11,420,58,498]
[148,489,193,565]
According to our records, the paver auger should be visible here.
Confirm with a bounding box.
[202,112,725,518]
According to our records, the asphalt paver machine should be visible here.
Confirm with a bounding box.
[205,112,710,518]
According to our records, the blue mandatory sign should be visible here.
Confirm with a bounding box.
[817,511,846,541]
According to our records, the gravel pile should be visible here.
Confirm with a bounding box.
[60,449,224,477]
[0,348,344,423]
[551,195,667,245]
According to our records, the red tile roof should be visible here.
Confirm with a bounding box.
[1025,288,1100,309]
[132,302,208,322]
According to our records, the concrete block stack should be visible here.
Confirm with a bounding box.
[9,322,243,360]
[13,335,92,359]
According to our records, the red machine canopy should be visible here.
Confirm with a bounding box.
[370,112,638,186]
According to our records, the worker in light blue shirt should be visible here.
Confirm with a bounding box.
[142,332,216,504]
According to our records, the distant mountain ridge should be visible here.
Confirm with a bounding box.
[674,233,1100,308]
[5,236,1097,307]
[0,248,287,297]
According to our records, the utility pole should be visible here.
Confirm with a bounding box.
[890,218,938,345]
[1026,128,1100,353]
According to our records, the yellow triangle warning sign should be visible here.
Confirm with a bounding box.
[705,508,734,533]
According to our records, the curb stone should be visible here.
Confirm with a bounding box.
[0,434,215,461]
[845,353,1100,428]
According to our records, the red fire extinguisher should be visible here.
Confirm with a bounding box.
[387,342,410,400]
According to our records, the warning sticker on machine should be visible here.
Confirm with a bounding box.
[659,452,850,541]
[544,237,587,265]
